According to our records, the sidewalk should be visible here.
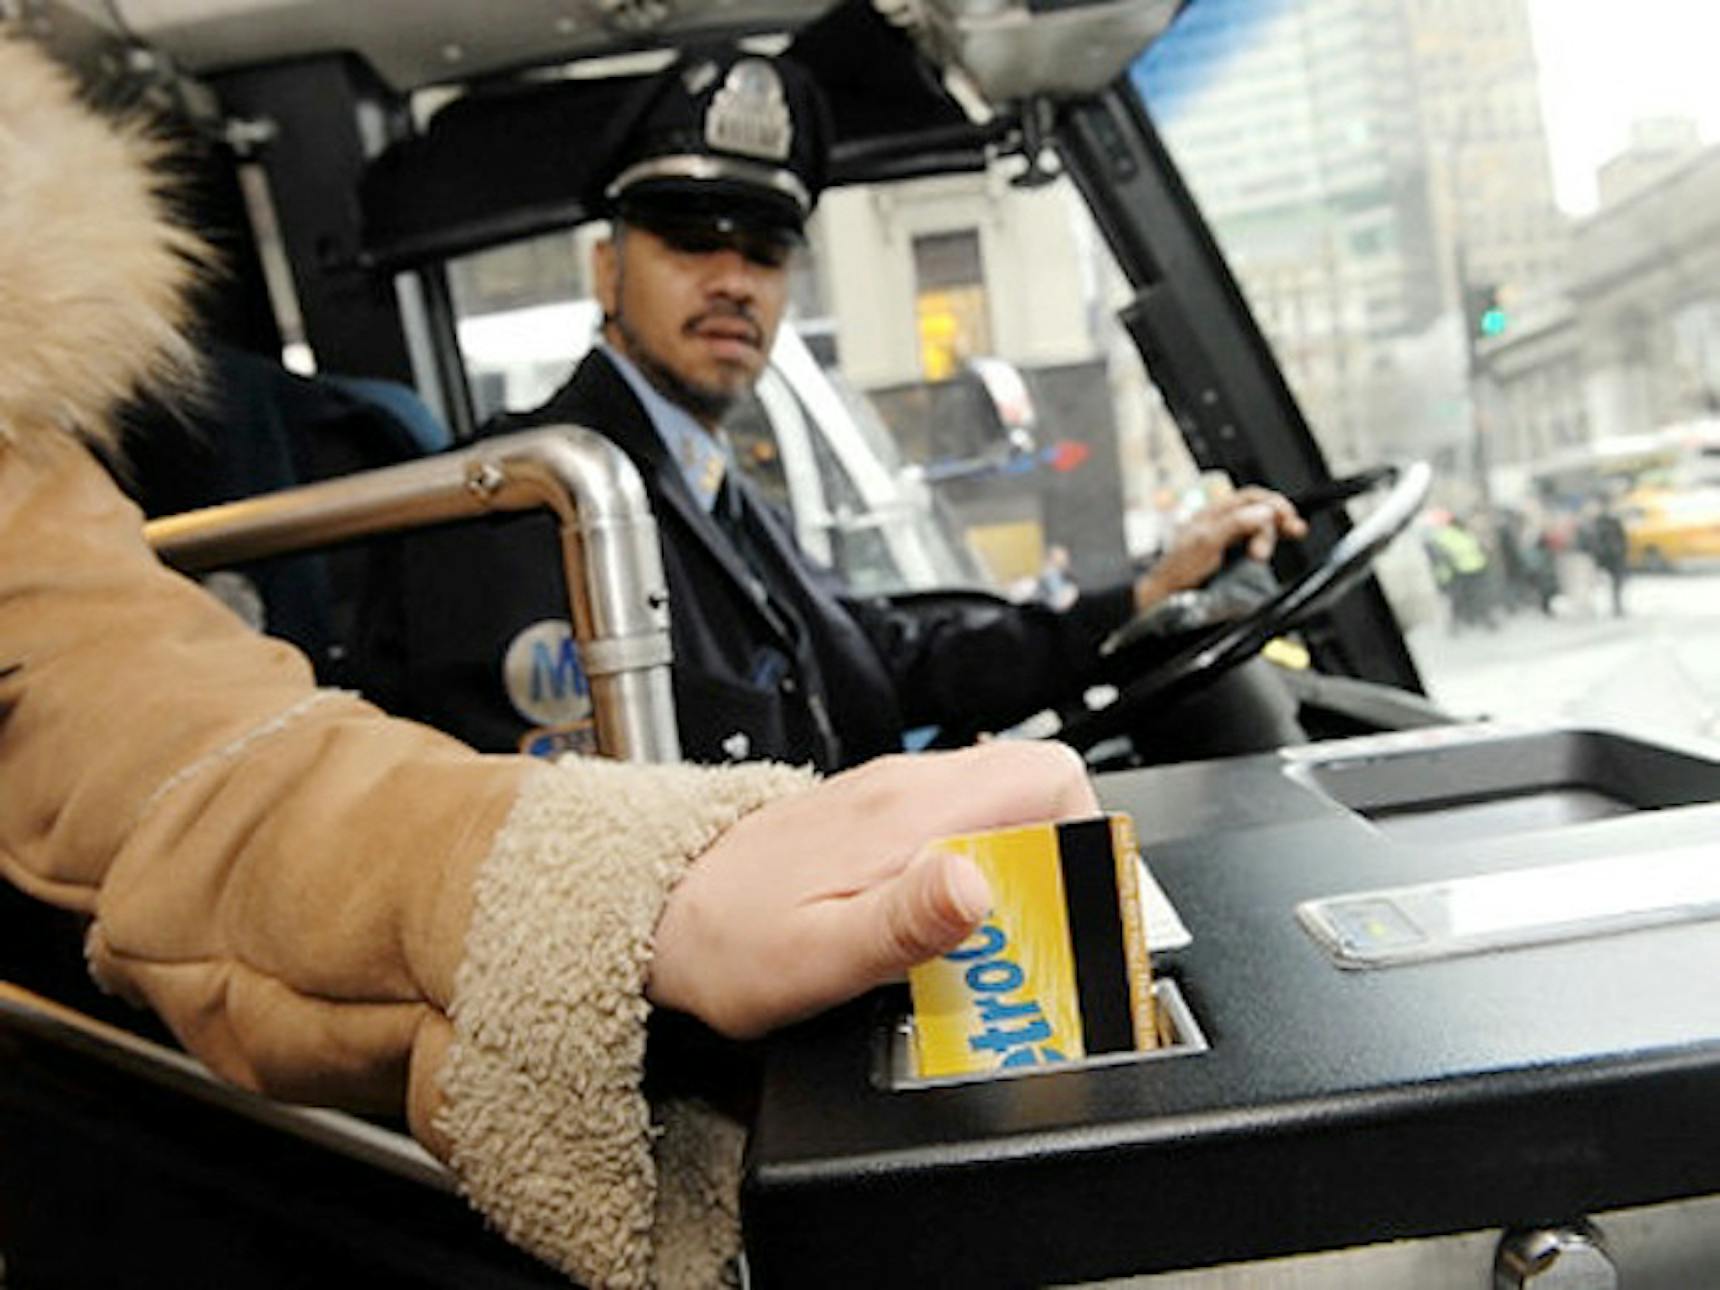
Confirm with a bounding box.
[1406,570,1720,745]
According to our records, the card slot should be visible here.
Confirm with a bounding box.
[877,978,1210,1092]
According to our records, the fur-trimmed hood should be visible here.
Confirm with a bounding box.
[0,33,202,454]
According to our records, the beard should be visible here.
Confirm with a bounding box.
[611,303,754,426]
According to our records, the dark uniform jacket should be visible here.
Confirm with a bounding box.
[358,350,1135,771]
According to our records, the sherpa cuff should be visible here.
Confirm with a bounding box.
[437,755,812,1289]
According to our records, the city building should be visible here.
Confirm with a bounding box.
[1568,139,1720,439]
[809,173,1137,583]
[1127,0,1567,487]
[1597,117,1704,210]
[1484,125,1720,494]
[1404,0,1568,308]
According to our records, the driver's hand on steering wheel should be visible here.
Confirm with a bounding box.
[1131,487,1307,615]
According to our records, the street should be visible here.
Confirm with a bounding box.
[1406,567,1720,746]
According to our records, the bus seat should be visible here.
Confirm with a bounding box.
[326,373,453,456]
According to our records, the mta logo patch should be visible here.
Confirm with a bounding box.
[503,619,591,727]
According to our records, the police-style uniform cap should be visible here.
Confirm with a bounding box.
[602,49,831,241]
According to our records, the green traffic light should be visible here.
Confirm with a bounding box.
[1480,307,1508,337]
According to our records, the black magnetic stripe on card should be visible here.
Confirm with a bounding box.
[1058,816,1133,1054]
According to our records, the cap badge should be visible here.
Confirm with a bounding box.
[705,58,793,163]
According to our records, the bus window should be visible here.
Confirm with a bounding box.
[1136,0,1720,744]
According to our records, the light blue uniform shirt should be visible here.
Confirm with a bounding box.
[598,342,731,513]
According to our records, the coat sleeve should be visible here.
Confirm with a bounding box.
[0,437,811,1288]
[842,581,1138,734]
[748,483,1137,736]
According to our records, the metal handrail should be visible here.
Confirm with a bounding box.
[145,425,680,763]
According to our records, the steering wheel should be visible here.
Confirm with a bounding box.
[1057,461,1432,755]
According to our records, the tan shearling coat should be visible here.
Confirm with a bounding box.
[0,33,807,1288]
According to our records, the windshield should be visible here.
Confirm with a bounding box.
[1132,0,1720,743]
[443,2,1720,743]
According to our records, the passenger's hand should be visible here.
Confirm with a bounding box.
[646,742,1099,1039]
[1133,487,1307,613]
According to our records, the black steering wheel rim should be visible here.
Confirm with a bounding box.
[1058,460,1432,754]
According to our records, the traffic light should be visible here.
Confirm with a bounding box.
[1464,281,1509,341]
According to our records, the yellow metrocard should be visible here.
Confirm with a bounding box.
[908,814,1155,1079]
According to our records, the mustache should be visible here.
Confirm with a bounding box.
[684,301,763,348]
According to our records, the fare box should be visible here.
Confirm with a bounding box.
[907,814,1158,1080]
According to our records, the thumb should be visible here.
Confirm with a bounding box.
[845,849,993,990]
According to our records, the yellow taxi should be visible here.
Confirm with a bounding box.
[1622,486,1720,569]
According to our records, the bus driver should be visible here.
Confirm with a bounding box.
[359,47,1308,769]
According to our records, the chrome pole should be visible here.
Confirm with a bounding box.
[146,426,680,763]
